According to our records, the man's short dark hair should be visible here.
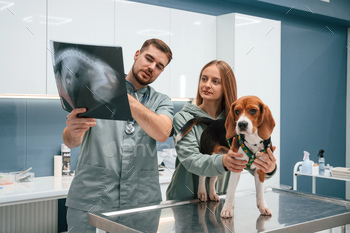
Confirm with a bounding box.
[140,38,173,65]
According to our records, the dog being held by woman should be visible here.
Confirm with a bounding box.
[175,95,275,218]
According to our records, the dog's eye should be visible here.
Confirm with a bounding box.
[250,109,257,115]
[235,110,240,115]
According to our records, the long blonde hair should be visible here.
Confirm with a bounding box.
[195,60,237,116]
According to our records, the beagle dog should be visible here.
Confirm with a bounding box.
[175,96,275,218]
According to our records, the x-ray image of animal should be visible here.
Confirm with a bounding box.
[50,41,131,120]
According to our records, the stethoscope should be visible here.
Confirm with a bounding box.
[125,79,149,135]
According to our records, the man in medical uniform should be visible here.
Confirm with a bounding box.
[63,38,173,233]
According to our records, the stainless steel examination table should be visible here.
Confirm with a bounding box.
[88,188,350,233]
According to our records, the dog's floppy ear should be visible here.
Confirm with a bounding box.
[225,102,236,139]
[257,104,275,140]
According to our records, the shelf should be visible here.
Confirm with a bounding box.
[294,171,350,182]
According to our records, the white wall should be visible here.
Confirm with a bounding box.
[168,9,216,98]
[0,0,47,94]
[0,0,216,99]
[46,0,115,95]
[217,13,281,191]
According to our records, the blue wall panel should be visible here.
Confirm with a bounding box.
[26,99,68,177]
[280,19,347,198]
[0,99,80,176]
[0,99,186,177]
[0,99,27,172]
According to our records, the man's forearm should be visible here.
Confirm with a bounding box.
[128,95,172,142]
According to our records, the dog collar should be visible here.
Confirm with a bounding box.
[237,134,270,169]
[226,138,233,148]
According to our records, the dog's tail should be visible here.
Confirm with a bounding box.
[174,117,214,144]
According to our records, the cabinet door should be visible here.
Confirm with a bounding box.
[115,1,171,96]
[0,0,46,94]
[46,0,115,95]
[169,9,216,98]
[234,13,281,99]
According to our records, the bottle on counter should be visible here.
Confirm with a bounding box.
[61,144,71,176]
[324,163,332,177]
[301,151,312,174]
[318,149,325,175]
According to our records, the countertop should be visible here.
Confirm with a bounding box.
[0,176,73,206]
[0,169,174,207]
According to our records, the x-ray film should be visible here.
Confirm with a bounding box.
[50,40,131,120]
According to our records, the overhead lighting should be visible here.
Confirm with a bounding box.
[42,15,72,25]
[137,29,170,37]
[0,1,14,11]
[22,16,33,23]
[235,15,260,27]
[22,15,72,25]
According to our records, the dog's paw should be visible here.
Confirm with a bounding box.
[258,205,272,216]
[198,191,207,202]
[220,207,234,218]
[209,192,220,202]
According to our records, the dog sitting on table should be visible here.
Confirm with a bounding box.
[175,95,275,218]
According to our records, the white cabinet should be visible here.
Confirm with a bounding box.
[169,9,216,98]
[0,0,46,94]
[115,4,217,99]
[46,0,115,95]
[114,1,171,96]
[0,2,216,98]
[1,2,279,105]
[217,13,281,191]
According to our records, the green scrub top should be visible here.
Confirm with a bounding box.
[66,84,174,212]
[166,103,230,201]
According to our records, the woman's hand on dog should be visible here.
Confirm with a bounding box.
[223,150,247,173]
[252,147,277,174]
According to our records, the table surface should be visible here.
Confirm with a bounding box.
[89,188,350,233]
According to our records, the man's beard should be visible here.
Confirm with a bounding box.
[131,65,154,86]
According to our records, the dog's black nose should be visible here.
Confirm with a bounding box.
[238,121,248,130]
